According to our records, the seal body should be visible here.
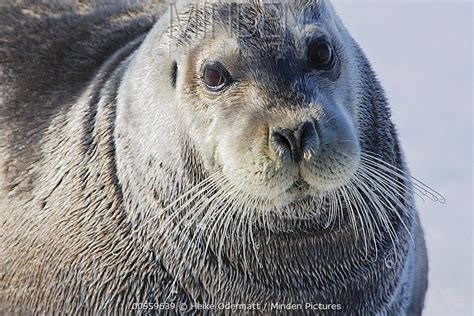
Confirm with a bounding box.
[1,1,428,314]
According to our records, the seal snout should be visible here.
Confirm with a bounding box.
[270,121,319,163]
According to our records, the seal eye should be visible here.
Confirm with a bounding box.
[307,39,334,70]
[203,62,231,91]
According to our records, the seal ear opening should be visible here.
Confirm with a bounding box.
[170,61,178,88]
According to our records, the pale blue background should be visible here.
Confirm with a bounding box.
[332,1,473,315]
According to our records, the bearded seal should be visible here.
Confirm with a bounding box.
[0,0,443,314]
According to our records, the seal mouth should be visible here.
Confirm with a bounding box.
[276,178,314,205]
[286,178,310,194]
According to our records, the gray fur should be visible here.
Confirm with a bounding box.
[0,1,428,315]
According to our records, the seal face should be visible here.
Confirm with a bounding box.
[183,24,361,205]
[1,0,439,314]
[119,1,361,217]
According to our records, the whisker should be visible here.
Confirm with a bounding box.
[345,181,381,260]
[355,168,415,244]
[361,152,445,204]
[340,185,370,258]
[357,162,416,222]
[351,175,400,257]
[139,174,224,235]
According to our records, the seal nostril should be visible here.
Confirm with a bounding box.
[271,130,294,160]
[271,128,301,162]
[272,131,291,150]
[300,121,318,151]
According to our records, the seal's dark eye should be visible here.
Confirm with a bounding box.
[203,62,231,91]
[307,39,334,70]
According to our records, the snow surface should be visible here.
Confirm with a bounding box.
[331,1,473,315]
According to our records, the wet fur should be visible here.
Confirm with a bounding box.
[0,0,428,314]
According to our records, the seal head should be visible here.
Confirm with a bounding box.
[118,0,361,216]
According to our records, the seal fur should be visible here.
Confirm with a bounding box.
[0,0,433,314]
